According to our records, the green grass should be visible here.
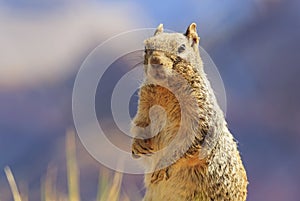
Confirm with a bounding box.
[3,129,128,201]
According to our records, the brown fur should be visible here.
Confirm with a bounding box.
[131,23,248,201]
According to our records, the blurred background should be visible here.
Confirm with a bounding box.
[0,0,300,200]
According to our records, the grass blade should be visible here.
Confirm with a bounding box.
[42,165,58,201]
[66,129,80,201]
[97,168,110,201]
[106,171,123,201]
[4,166,22,201]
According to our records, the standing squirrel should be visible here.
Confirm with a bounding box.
[131,23,248,201]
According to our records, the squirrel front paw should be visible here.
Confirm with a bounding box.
[132,138,153,158]
[151,167,170,184]
[131,123,154,158]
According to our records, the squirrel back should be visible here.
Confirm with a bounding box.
[131,23,248,201]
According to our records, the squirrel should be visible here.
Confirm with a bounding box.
[131,23,248,201]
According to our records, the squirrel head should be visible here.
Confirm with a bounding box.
[144,23,203,83]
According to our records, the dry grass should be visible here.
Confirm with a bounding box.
[66,129,80,201]
[3,129,128,201]
[4,166,22,201]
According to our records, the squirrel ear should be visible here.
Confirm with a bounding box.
[185,23,200,46]
[154,24,164,36]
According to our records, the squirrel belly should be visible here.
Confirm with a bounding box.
[131,23,248,201]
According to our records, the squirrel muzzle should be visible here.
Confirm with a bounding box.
[146,51,174,81]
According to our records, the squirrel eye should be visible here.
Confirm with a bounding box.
[178,44,186,53]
